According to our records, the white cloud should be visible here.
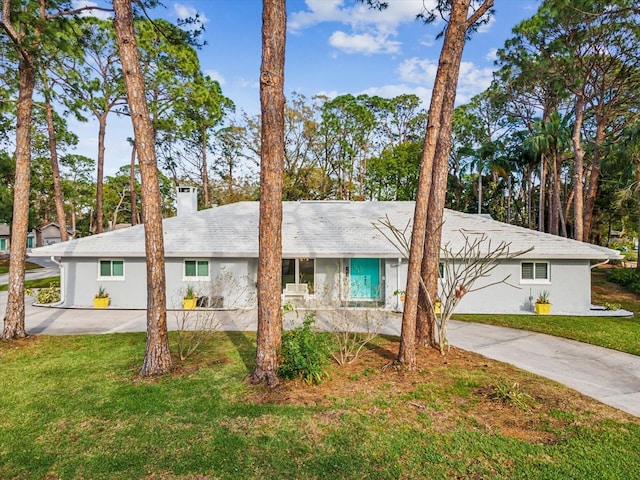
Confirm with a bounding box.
[420,35,435,48]
[205,69,226,85]
[72,0,111,20]
[328,31,400,55]
[476,13,495,34]
[289,0,437,56]
[313,89,340,101]
[238,77,259,90]
[397,57,439,85]
[173,3,208,30]
[485,48,498,62]
[360,84,433,106]
[290,0,436,32]
[456,62,495,102]
[396,57,494,105]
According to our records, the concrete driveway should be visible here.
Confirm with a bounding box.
[2,293,639,418]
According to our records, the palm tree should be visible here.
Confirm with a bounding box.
[614,122,640,272]
[525,111,572,235]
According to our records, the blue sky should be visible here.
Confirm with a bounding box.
[72,0,541,175]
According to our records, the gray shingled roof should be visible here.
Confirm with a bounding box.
[29,201,621,260]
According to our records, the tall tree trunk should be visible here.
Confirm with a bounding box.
[549,152,559,235]
[572,96,586,241]
[3,58,35,340]
[477,164,483,214]
[416,53,463,348]
[113,0,171,376]
[129,141,138,225]
[95,113,107,233]
[201,127,210,207]
[526,167,533,229]
[538,157,546,232]
[564,187,574,237]
[44,92,68,241]
[556,157,567,237]
[251,0,286,386]
[636,161,640,274]
[399,0,480,368]
[583,122,605,242]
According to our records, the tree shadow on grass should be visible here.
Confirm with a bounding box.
[224,330,256,372]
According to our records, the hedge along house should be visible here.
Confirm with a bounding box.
[29,194,622,315]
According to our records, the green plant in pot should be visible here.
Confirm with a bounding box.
[93,286,110,308]
[534,290,551,315]
[183,285,197,310]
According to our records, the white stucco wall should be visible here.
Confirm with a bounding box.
[61,255,593,315]
[64,257,148,308]
[63,257,258,309]
[391,258,593,315]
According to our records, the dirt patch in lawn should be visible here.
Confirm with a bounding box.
[592,268,640,312]
[247,336,637,444]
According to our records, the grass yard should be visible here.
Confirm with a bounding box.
[0,275,61,291]
[0,256,41,275]
[454,267,640,356]
[1,332,640,479]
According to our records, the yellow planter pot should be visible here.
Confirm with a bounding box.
[535,303,551,315]
[183,297,198,310]
[93,297,110,308]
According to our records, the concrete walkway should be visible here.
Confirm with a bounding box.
[2,293,639,418]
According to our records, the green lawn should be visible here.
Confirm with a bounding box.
[0,275,60,291]
[1,333,639,479]
[453,268,640,356]
[0,259,41,275]
[453,313,640,355]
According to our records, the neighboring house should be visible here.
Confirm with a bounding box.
[35,222,70,247]
[29,198,622,314]
[0,224,10,253]
[1,223,37,252]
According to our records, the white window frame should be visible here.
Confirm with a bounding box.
[98,259,125,281]
[183,259,210,281]
[520,261,550,284]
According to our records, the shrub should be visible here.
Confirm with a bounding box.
[607,268,640,294]
[604,301,621,311]
[279,313,329,384]
[490,382,533,412]
[26,283,61,304]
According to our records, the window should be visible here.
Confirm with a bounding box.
[0,238,6,250]
[282,258,315,293]
[184,260,209,279]
[521,261,549,282]
[99,259,124,279]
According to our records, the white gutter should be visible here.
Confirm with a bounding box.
[48,256,65,306]
[590,259,610,270]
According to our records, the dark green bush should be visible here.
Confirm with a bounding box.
[607,268,640,294]
[278,313,329,384]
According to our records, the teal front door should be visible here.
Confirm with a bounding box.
[350,258,380,300]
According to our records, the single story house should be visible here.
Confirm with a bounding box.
[0,224,10,252]
[35,222,72,247]
[29,193,622,315]
[1,223,37,252]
